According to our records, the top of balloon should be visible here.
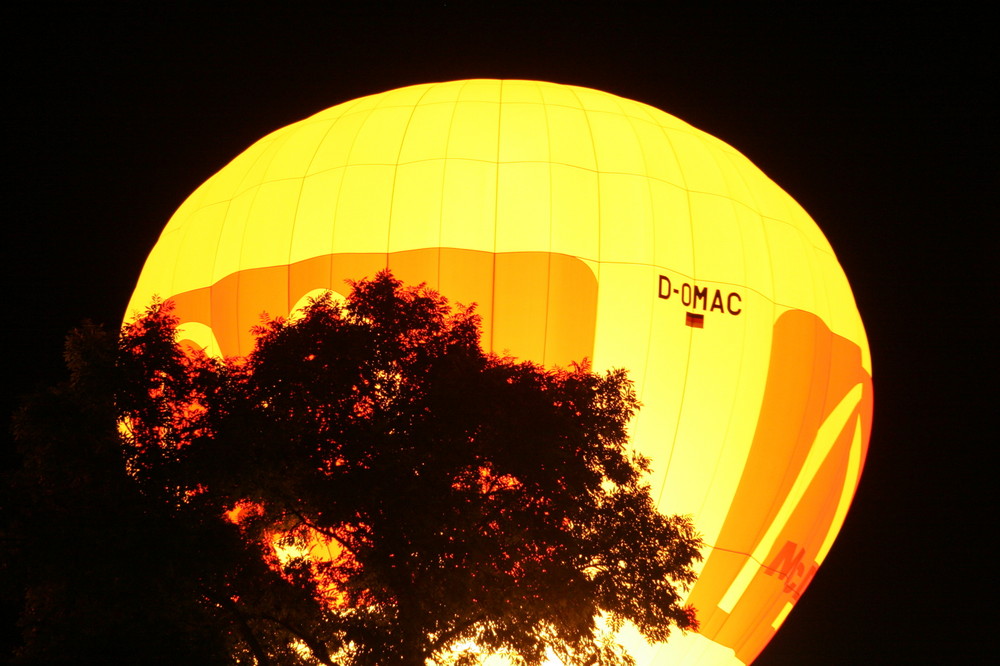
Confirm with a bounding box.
[134,79,865,368]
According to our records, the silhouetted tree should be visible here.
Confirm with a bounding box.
[6,271,702,665]
[4,323,234,664]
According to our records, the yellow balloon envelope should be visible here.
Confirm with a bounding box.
[128,80,873,665]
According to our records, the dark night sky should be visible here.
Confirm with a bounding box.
[3,4,992,664]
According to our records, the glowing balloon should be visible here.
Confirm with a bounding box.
[128,80,872,665]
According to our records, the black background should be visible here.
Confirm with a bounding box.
[3,4,992,664]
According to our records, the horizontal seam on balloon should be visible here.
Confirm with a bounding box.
[290,154,678,176]
[281,159,780,210]
[304,176,793,253]
[757,214,840,259]
[329,97,673,124]
[699,543,785,577]
[582,259,778,304]
[290,160,803,229]
[149,247,791,310]
[148,229,817,311]
[298,159,695,193]
[169,171,836,264]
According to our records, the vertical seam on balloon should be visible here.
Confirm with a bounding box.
[385,83,434,266]
[753,175,783,310]
[437,82,465,297]
[333,97,381,278]
[196,140,268,353]
[793,411,850,578]
[718,381,863,616]
[565,84,602,344]
[693,204,751,526]
[746,163,784,577]
[758,314,819,564]
[694,153,764,522]
[814,222,837,340]
[540,80,554,366]
[768,324,840,630]
[235,179,266,353]
[815,416,864,563]
[725,588,772,662]
[733,585,782,661]
[301,96,367,292]
[726,342,836,661]
[171,196,228,354]
[303,99,366,179]
[285,179,305,319]
[723,151,771,302]
[229,132,291,355]
[650,120,695,512]
[280,120,317,311]
[746,315,836,609]
[490,80,503,354]
[800,313,838,559]
[618,99,657,421]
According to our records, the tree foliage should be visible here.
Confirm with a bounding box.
[4,323,235,664]
[5,271,702,665]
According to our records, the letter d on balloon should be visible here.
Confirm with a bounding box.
[659,275,672,300]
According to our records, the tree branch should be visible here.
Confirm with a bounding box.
[292,510,365,559]
[206,588,272,666]
[258,613,337,666]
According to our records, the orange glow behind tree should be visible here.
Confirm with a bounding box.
[115,271,703,665]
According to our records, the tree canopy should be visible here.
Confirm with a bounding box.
[5,271,702,665]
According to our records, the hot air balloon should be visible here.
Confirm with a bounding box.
[128,79,873,665]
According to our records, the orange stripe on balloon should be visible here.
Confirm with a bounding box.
[686,309,873,663]
[165,248,598,369]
